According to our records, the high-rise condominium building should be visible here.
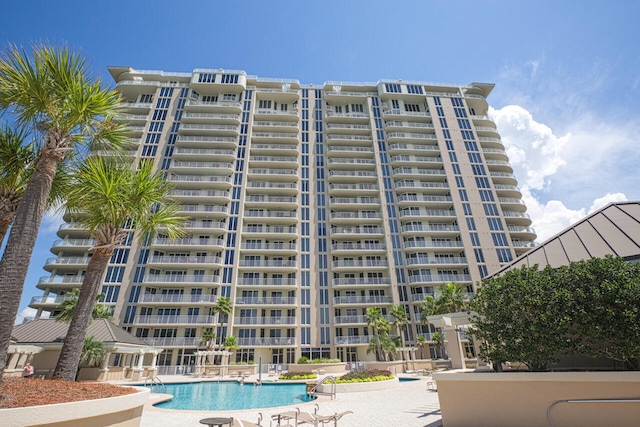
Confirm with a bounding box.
[29,67,536,367]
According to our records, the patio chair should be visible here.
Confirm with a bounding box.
[314,411,353,427]
[230,413,265,427]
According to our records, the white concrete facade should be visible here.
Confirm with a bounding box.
[29,68,535,368]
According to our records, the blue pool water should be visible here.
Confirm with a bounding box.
[153,382,315,411]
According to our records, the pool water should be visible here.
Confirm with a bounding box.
[153,382,315,411]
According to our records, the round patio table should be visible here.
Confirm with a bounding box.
[199,417,233,427]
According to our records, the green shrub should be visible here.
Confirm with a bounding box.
[279,372,317,380]
[296,357,341,364]
[296,356,309,364]
[335,369,394,383]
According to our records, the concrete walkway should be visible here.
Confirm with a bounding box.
[137,375,442,427]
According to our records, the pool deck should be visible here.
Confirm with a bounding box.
[130,374,442,427]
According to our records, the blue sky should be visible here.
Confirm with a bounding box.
[3,0,640,322]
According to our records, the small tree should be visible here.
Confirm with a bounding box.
[79,336,106,368]
[200,328,216,351]
[431,332,445,359]
[470,256,640,371]
[56,288,114,322]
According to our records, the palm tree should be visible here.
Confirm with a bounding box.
[222,336,240,352]
[213,296,233,351]
[0,45,126,383]
[390,304,409,348]
[432,332,445,359]
[79,336,106,368]
[365,307,384,361]
[200,328,216,351]
[416,335,427,359]
[56,288,114,322]
[438,282,467,313]
[52,158,184,380]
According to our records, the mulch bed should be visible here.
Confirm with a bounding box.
[0,377,137,409]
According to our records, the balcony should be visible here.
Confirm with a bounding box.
[235,296,297,305]
[325,112,370,123]
[330,259,389,270]
[398,209,456,220]
[493,184,523,198]
[237,259,297,269]
[396,195,453,208]
[499,197,527,212]
[184,99,242,114]
[507,225,537,240]
[50,239,96,255]
[146,255,223,268]
[114,113,148,125]
[233,316,297,326]
[390,155,443,167]
[37,275,85,291]
[236,277,298,288]
[172,148,236,162]
[251,132,298,143]
[29,294,73,307]
[329,184,380,196]
[244,195,298,208]
[331,277,391,287]
[330,197,381,209]
[325,134,373,146]
[330,226,385,238]
[245,181,298,195]
[400,224,460,237]
[137,294,218,304]
[405,256,468,267]
[142,274,222,286]
[240,242,297,252]
[392,168,447,180]
[43,256,90,272]
[384,121,434,132]
[330,243,386,254]
[170,189,231,203]
[502,211,533,226]
[168,175,233,190]
[252,121,299,132]
[408,274,472,285]
[181,112,241,125]
[177,204,229,218]
[242,225,297,238]
[329,212,383,222]
[325,123,371,134]
[120,102,152,113]
[395,181,450,192]
[388,144,441,155]
[250,144,298,156]
[236,337,297,347]
[169,161,234,176]
[477,136,504,149]
[243,210,298,224]
[253,109,299,121]
[326,146,374,157]
[386,133,437,143]
[332,295,393,305]
[249,156,298,168]
[175,135,237,149]
[403,240,464,250]
[246,169,298,182]
[151,237,225,251]
[382,110,431,121]
[178,123,240,136]
[134,314,217,325]
[327,170,378,183]
[334,336,371,345]
[141,337,201,347]
[327,158,376,170]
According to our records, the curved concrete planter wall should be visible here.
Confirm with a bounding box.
[318,377,399,393]
[1,386,149,427]
[433,370,640,427]
[287,363,347,375]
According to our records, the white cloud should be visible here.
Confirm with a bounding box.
[489,105,639,243]
[41,209,65,234]
[14,307,48,325]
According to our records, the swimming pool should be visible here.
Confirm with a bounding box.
[153,382,315,411]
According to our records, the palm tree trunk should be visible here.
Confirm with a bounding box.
[0,214,14,245]
[0,153,58,385]
[53,248,112,380]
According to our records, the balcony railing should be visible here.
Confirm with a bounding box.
[233,316,296,325]
[137,294,218,304]
[235,297,297,305]
[134,314,217,324]
[236,337,297,346]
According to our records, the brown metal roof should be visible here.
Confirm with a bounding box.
[489,201,640,277]
[11,318,149,347]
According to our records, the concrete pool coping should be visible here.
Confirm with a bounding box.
[116,374,443,427]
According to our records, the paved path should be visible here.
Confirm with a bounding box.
[138,375,442,427]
